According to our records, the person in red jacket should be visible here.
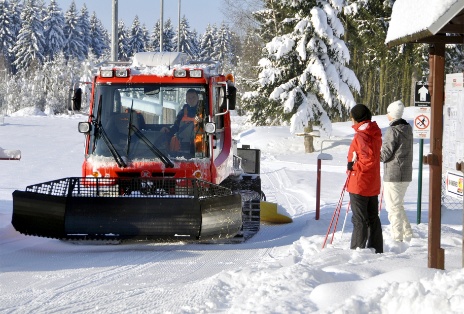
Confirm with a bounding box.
[346,104,383,253]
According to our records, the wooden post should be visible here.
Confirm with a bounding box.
[456,161,464,268]
[427,44,445,270]
[304,124,314,153]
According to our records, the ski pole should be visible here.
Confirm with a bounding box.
[329,153,356,244]
[322,196,343,249]
[340,201,351,241]
[329,186,346,245]
[322,172,350,249]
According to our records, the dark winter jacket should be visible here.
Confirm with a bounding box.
[346,120,382,197]
[171,104,198,134]
[380,118,413,182]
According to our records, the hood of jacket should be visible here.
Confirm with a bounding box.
[352,120,382,139]
[389,118,411,139]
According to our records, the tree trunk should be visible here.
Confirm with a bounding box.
[304,124,314,153]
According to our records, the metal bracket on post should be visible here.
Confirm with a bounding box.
[316,151,333,220]
[314,138,351,220]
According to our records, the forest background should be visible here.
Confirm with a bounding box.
[0,0,463,132]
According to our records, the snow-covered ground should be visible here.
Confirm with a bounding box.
[1,107,463,313]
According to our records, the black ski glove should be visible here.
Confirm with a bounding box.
[347,162,354,171]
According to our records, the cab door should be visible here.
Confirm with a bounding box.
[209,77,233,184]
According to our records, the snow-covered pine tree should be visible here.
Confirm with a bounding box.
[173,16,199,58]
[162,18,176,52]
[0,0,15,70]
[127,16,145,56]
[344,0,427,114]
[43,0,65,61]
[41,52,81,113]
[12,0,46,71]
[199,24,215,61]
[243,0,359,135]
[141,24,150,52]
[4,72,23,112]
[149,20,161,52]
[231,28,263,115]
[212,22,233,69]
[191,29,200,57]
[77,4,91,58]
[117,20,129,60]
[63,1,85,61]
[89,12,109,58]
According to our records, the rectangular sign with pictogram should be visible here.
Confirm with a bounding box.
[413,107,431,139]
[415,81,431,106]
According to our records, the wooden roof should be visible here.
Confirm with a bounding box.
[386,0,464,47]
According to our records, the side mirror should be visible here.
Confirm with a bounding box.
[78,122,91,134]
[227,83,236,110]
[219,82,237,113]
[69,88,82,111]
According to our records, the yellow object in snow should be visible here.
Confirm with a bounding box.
[260,201,292,224]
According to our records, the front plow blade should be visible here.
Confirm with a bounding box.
[12,177,242,241]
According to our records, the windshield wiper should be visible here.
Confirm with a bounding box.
[126,100,174,168]
[94,95,127,168]
[129,126,174,168]
[99,128,127,168]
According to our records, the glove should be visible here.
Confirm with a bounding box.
[170,135,180,151]
[347,151,357,170]
[347,162,354,171]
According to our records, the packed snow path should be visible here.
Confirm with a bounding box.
[1,112,464,313]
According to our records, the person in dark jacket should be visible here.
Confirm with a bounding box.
[347,104,383,253]
[161,89,202,151]
[380,100,413,242]
[170,89,201,135]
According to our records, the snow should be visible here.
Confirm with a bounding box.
[1,107,464,313]
[386,0,462,44]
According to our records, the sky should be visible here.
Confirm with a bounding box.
[55,0,226,34]
[1,107,464,313]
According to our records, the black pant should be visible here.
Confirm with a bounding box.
[349,193,383,253]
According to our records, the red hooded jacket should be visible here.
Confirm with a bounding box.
[346,120,382,196]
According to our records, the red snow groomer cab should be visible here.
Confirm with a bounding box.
[12,52,261,242]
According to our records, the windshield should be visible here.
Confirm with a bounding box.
[89,84,208,161]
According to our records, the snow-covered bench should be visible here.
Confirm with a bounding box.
[0,148,21,160]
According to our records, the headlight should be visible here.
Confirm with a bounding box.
[189,69,203,78]
[204,122,216,134]
[115,69,129,77]
[173,69,187,77]
[78,122,91,133]
[100,69,113,77]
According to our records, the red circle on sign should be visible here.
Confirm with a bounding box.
[415,115,429,129]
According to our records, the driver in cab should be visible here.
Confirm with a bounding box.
[161,89,203,152]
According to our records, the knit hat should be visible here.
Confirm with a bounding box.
[387,100,404,119]
[350,104,372,123]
